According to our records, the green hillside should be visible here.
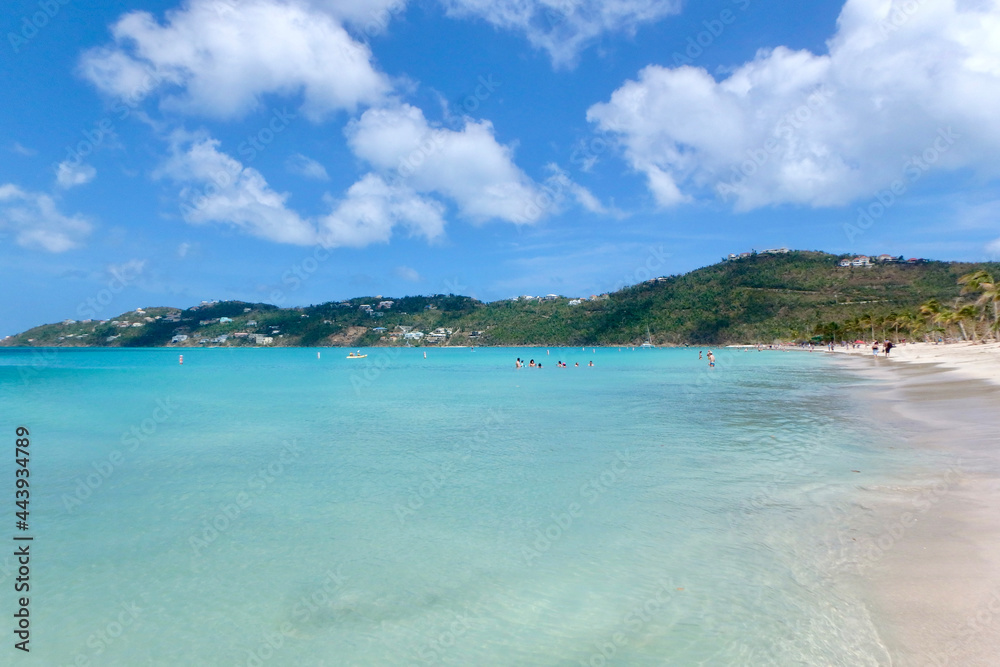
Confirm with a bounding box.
[4,251,997,347]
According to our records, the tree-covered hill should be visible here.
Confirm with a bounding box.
[4,251,996,347]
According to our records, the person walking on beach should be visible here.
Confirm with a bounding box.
[872,342,879,356]
[884,341,893,357]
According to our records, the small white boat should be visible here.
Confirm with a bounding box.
[640,325,655,348]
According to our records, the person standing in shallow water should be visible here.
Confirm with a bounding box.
[707,351,715,367]
[699,351,703,360]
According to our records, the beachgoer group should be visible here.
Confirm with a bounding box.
[518,357,592,368]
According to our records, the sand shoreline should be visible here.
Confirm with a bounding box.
[833,351,1000,665]
[830,340,1000,387]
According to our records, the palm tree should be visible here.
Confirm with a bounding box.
[919,299,955,342]
[858,313,877,341]
[881,312,902,341]
[884,311,907,342]
[954,304,979,342]
[959,270,999,341]
[894,312,919,341]
[919,300,942,341]
[837,316,859,344]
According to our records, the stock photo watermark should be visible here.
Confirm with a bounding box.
[236,567,348,667]
[670,0,752,67]
[76,260,146,320]
[716,86,834,201]
[843,126,959,243]
[189,439,304,565]
[520,449,634,566]
[394,409,507,523]
[8,0,74,54]
[61,398,178,513]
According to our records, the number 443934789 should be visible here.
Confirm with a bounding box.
[15,426,29,530]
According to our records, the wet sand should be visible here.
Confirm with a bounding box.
[833,357,1000,666]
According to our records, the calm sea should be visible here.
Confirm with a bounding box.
[0,346,939,665]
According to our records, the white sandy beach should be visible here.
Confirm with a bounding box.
[831,343,1000,665]
[832,340,1000,387]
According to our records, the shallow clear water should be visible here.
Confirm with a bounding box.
[0,346,930,665]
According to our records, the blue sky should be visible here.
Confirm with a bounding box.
[2,0,999,336]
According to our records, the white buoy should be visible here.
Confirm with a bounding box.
[179,354,183,365]
[317,351,321,359]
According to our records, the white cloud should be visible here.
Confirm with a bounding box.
[107,259,147,282]
[286,153,330,181]
[348,104,554,223]
[309,0,406,31]
[544,164,607,214]
[395,265,422,281]
[987,237,1000,256]
[156,131,445,247]
[0,184,92,252]
[156,132,319,245]
[11,142,36,156]
[56,160,97,189]
[439,0,682,67]
[319,173,446,247]
[588,0,1000,211]
[80,0,391,120]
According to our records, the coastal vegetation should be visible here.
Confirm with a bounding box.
[813,268,999,344]
[4,251,998,348]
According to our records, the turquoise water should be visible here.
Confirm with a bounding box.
[0,347,926,665]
